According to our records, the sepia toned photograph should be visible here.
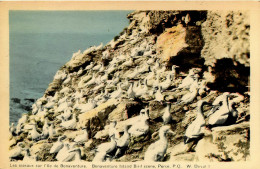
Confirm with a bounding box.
[0,1,259,169]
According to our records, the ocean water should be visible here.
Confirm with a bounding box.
[9,11,131,124]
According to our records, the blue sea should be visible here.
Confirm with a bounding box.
[9,11,132,124]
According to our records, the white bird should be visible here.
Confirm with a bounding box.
[93,63,103,71]
[9,123,16,136]
[17,114,28,127]
[48,123,56,138]
[35,106,48,118]
[208,92,234,128]
[62,148,82,162]
[106,63,117,74]
[226,100,238,125]
[121,78,130,90]
[155,86,164,102]
[127,67,139,79]
[85,62,94,70]
[147,57,155,65]
[54,70,67,81]
[128,108,149,137]
[168,65,178,79]
[41,118,49,139]
[9,142,24,160]
[56,100,72,113]
[152,74,160,89]
[63,75,72,85]
[85,74,96,86]
[133,80,146,98]
[162,104,172,124]
[145,69,156,87]
[157,66,166,76]
[102,50,110,59]
[60,114,77,130]
[83,46,96,54]
[44,100,55,109]
[184,100,209,145]
[108,121,120,140]
[99,64,106,73]
[153,59,160,70]
[178,87,198,104]
[77,67,83,76]
[71,50,81,60]
[117,54,127,62]
[160,74,173,91]
[107,73,120,86]
[127,83,136,99]
[100,72,108,82]
[61,108,73,121]
[50,136,65,154]
[122,58,134,67]
[110,57,120,65]
[92,151,107,162]
[115,125,132,158]
[74,128,89,143]
[56,143,70,161]
[23,149,36,162]
[138,63,150,74]
[110,84,123,99]
[28,123,41,142]
[96,43,103,50]
[60,87,71,95]
[177,70,197,89]
[144,125,173,161]
[208,92,230,117]
[95,134,117,155]
[77,99,96,114]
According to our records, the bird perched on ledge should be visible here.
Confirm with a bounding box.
[144,125,174,161]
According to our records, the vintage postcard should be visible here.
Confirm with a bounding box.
[0,1,259,169]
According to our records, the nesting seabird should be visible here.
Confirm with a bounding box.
[144,125,174,161]
[108,121,120,140]
[155,86,164,102]
[110,84,123,99]
[50,136,65,154]
[60,114,77,129]
[160,74,173,91]
[95,134,117,158]
[62,148,82,162]
[92,151,107,162]
[9,123,16,136]
[162,103,172,124]
[9,142,24,160]
[128,108,149,137]
[114,125,132,158]
[74,128,89,143]
[178,86,198,104]
[85,62,94,70]
[177,70,197,89]
[208,92,236,128]
[56,142,70,161]
[28,123,41,142]
[93,63,103,71]
[41,118,49,139]
[184,100,210,152]
[23,148,36,162]
[127,67,139,79]
[48,123,56,138]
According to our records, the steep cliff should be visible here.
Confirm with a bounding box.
[9,10,250,162]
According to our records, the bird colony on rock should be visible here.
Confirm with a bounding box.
[9,15,248,162]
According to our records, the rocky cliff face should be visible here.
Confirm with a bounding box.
[9,10,250,162]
